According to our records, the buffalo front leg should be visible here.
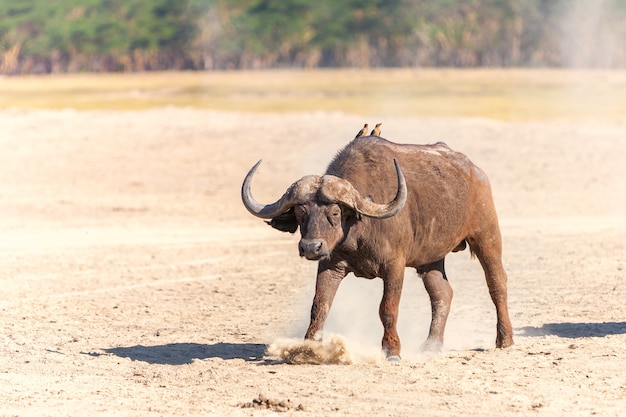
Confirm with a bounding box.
[379,264,405,359]
[304,261,346,341]
[418,259,453,352]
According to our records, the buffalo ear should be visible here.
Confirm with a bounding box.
[341,206,361,222]
[266,209,298,233]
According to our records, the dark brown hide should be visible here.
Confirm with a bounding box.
[242,137,513,358]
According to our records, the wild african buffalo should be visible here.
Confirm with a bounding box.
[241,137,513,359]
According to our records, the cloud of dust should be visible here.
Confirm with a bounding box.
[559,0,624,68]
[273,273,388,364]
[267,335,383,365]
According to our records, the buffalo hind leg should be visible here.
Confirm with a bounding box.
[304,261,346,341]
[469,229,514,348]
[418,259,453,352]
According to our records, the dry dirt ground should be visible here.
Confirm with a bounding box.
[0,108,625,416]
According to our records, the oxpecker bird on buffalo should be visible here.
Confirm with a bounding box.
[370,122,382,136]
[242,137,513,360]
[354,123,368,139]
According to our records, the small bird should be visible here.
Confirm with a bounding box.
[370,122,382,136]
[355,123,368,139]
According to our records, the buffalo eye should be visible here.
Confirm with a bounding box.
[294,205,307,223]
[327,206,341,226]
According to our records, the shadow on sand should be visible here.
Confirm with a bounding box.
[517,321,626,339]
[102,342,267,365]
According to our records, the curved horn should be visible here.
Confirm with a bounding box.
[241,160,290,218]
[319,159,407,219]
[241,160,322,219]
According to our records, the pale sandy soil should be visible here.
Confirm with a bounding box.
[0,108,625,416]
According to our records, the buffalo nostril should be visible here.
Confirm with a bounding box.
[299,240,323,256]
[298,241,309,256]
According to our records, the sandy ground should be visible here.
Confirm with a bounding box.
[0,108,625,416]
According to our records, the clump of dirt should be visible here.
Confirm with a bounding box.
[238,394,305,412]
[267,336,353,365]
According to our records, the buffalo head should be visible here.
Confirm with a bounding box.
[241,159,407,260]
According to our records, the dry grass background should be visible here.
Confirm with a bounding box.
[2,69,626,121]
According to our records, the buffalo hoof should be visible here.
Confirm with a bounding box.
[496,336,514,349]
[387,355,401,362]
[421,339,443,353]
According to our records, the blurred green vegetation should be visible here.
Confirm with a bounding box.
[1,0,626,74]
